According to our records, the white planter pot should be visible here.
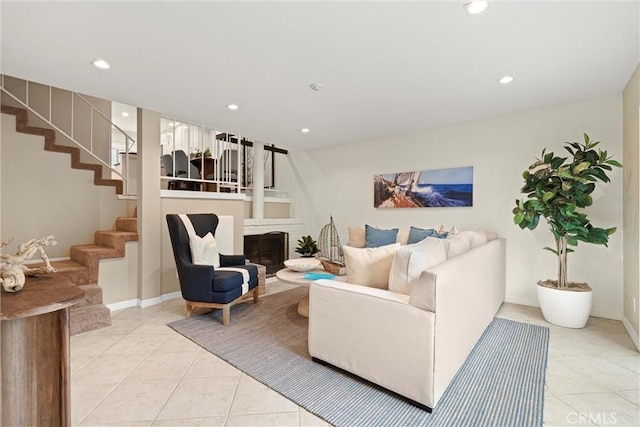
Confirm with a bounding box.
[536,283,592,328]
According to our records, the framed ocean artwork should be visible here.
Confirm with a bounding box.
[374,166,473,208]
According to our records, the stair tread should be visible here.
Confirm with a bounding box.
[96,230,138,238]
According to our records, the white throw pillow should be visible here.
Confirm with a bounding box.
[343,243,400,289]
[388,237,447,295]
[444,231,473,258]
[469,231,489,248]
[189,232,220,267]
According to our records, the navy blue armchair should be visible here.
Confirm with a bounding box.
[166,213,259,324]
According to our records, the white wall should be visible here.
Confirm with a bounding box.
[292,94,624,319]
[623,63,640,345]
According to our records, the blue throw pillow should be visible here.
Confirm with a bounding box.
[407,226,436,244]
[365,225,399,248]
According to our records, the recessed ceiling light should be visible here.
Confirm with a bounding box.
[91,58,110,69]
[498,75,515,85]
[464,0,489,15]
[227,104,239,110]
[121,111,130,117]
[301,128,310,133]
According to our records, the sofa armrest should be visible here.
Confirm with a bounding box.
[308,279,436,408]
[414,237,506,405]
[219,254,247,267]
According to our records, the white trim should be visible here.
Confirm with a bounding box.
[622,315,640,351]
[22,256,70,265]
[244,218,304,226]
[117,194,137,200]
[161,189,245,201]
[245,196,292,204]
[505,296,621,320]
[107,291,184,312]
[162,291,182,301]
[107,299,138,311]
[139,296,164,308]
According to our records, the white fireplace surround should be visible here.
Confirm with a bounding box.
[244,218,305,260]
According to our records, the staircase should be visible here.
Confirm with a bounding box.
[1,104,136,335]
[0,105,123,194]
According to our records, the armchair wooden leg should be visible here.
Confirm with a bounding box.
[186,302,194,317]
[253,287,259,303]
[222,305,230,325]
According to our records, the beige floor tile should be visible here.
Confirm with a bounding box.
[151,417,226,426]
[80,380,178,425]
[155,376,240,420]
[555,357,639,391]
[545,361,609,395]
[548,339,598,359]
[543,395,597,426]
[72,352,147,384]
[183,351,242,379]
[71,333,124,357]
[71,382,119,426]
[103,333,165,355]
[299,408,330,426]
[153,331,205,354]
[225,411,299,427]
[82,421,153,427]
[125,350,200,381]
[229,374,298,415]
[610,355,640,374]
[616,389,640,406]
[558,392,640,427]
[71,355,97,375]
[130,318,182,335]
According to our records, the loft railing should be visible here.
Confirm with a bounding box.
[160,116,289,196]
[0,74,136,195]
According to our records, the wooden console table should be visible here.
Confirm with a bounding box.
[1,274,84,426]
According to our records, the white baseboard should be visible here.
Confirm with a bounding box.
[107,299,139,311]
[504,296,621,320]
[621,315,640,351]
[107,291,184,311]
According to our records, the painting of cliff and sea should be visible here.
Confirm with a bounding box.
[374,166,473,208]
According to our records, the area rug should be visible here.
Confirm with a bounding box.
[168,287,549,426]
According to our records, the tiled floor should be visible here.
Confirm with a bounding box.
[71,281,639,426]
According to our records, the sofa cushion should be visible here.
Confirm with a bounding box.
[443,231,472,258]
[343,243,400,289]
[388,237,447,295]
[407,226,436,244]
[348,227,366,248]
[469,231,489,248]
[365,225,399,248]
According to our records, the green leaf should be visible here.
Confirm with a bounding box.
[542,191,555,202]
[543,246,558,255]
[605,159,622,167]
[543,152,553,164]
[513,212,525,224]
[572,161,591,174]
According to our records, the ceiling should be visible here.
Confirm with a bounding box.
[1,1,638,151]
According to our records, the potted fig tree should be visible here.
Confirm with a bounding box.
[512,134,621,328]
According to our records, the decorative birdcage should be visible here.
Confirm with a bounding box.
[317,216,346,275]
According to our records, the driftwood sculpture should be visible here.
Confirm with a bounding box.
[0,235,58,292]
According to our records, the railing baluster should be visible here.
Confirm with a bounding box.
[71,94,74,139]
[48,85,52,122]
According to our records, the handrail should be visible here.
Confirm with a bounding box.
[0,75,136,195]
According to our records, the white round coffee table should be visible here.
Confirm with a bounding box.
[275,268,333,317]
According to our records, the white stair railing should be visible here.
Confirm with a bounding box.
[0,74,136,195]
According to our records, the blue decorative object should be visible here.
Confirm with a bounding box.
[303,272,336,280]
[364,225,399,248]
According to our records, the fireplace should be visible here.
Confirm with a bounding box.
[244,232,289,277]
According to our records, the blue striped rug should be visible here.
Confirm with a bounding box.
[169,287,549,426]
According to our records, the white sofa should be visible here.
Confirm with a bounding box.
[308,234,506,410]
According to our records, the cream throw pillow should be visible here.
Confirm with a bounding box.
[444,231,472,258]
[388,237,447,295]
[189,232,220,268]
[348,227,366,248]
[343,243,400,289]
